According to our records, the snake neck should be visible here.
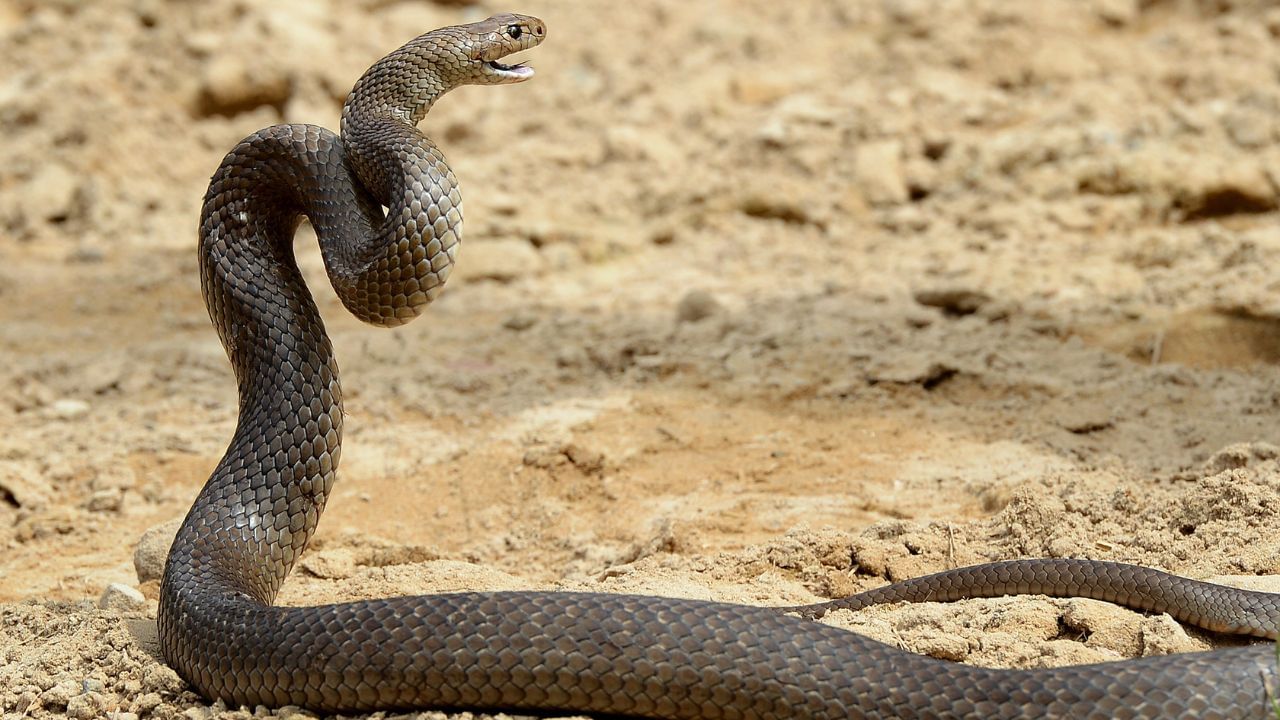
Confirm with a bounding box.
[167,114,462,611]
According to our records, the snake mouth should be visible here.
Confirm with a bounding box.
[483,58,534,82]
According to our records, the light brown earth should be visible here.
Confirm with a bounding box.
[3,0,1280,718]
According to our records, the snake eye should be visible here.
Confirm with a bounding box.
[507,24,522,39]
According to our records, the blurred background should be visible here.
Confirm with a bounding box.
[3,0,1280,713]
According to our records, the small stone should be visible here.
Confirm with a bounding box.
[49,398,90,420]
[675,289,722,324]
[134,518,182,583]
[66,692,105,720]
[1094,0,1138,26]
[564,444,605,475]
[456,240,544,283]
[867,355,957,387]
[99,582,146,612]
[19,163,81,224]
[277,705,320,720]
[39,680,78,709]
[133,693,164,713]
[298,549,356,580]
[1054,397,1116,430]
[87,488,123,512]
[854,140,908,206]
[1221,105,1274,150]
[1204,442,1280,473]
[736,190,823,226]
[197,53,290,116]
[911,632,970,662]
[502,312,537,331]
[142,663,187,694]
[731,72,795,105]
[0,460,50,510]
[1177,160,1275,219]
[913,288,992,317]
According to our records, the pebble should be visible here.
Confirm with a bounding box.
[134,518,182,583]
[1221,104,1274,149]
[87,488,123,513]
[913,287,992,317]
[1052,401,1114,434]
[0,460,50,510]
[854,140,909,206]
[1093,0,1138,26]
[675,289,723,324]
[50,398,90,420]
[18,163,81,224]
[99,582,146,612]
[502,312,537,331]
[197,53,290,116]
[65,691,105,719]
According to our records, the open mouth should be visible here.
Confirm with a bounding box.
[484,58,534,80]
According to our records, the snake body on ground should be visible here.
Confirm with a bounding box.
[158,13,1280,719]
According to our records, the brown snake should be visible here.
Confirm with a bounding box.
[159,13,1280,719]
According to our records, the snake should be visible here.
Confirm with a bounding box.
[157,12,1280,719]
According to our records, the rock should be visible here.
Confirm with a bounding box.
[1175,159,1276,219]
[19,163,81,224]
[867,355,957,387]
[86,489,123,512]
[197,52,290,116]
[911,631,970,662]
[39,680,78,709]
[49,398,90,420]
[502,312,537,331]
[1053,401,1115,434]
[735,181,826,227]
[731,72,793,105]
[456,239,544,283]
[913,287,992,316]
[1094,0,1138,26]
[854,140,908,206]
[1203,442,1280,473]
[99,582,146,612]
[0,461,50,510]
[1221,105,1274,149]
[676,289,722,323]
[564,443,605,474]
[142,663,187,694]
[298,549,356,580]
[134,518,182,583]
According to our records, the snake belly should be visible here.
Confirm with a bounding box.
[157,13,1280,719]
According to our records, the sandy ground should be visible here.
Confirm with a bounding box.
[3,0,1280,717]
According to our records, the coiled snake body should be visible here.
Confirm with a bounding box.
[159,14,1280,718]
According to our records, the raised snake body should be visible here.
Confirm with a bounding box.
[159,14,1280,718]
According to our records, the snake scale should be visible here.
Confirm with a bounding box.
[158,13,1280,719]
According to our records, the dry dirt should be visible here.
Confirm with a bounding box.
[3,0,1280,718]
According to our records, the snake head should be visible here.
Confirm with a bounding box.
[462,13,546,84]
